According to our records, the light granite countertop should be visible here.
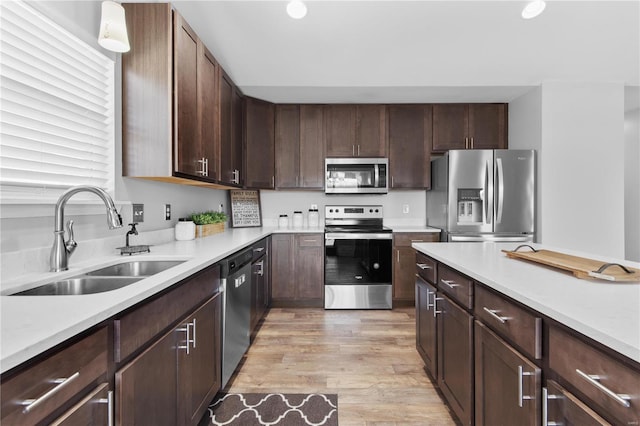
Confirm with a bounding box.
[412,242,640,364]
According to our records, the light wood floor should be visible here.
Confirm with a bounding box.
[227,308,456,426]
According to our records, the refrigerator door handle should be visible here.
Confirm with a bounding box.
[496,158,505,224]
[485,160,493,225]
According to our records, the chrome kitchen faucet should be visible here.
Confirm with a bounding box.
[50,186,123,272]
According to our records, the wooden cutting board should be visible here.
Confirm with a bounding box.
[502,246,640,282]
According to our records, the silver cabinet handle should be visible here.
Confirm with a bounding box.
[575,369,631,408]
[257,260,264,277]
[397,250,400,263]
[465,137,469,149]
[471,137,474,149]
[21,372,80,413]
[197,157,207,176]
[97,390,114,426]
[204,158,209,176]
[178,322,191,354]
[352,145,355,156]
[253,247,265,253]
[440,279,459,289]
[357,144,360,156]
[272,176,275,187]
[518,365,535,407]
[433,296,444,318]
[416,263,431,270]
[542,387,563,426]
[483,306,509,324]
[426,288,435,310]
[191,318,196,349]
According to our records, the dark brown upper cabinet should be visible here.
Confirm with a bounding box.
[275,105,325,189]
[218,71,244,187]
[325,104,387,157]
[388,105,432,189]
[122,3,243,190]
[432,103,507,152]
[244,97,275,189]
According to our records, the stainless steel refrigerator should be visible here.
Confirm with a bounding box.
[426,150,535,242]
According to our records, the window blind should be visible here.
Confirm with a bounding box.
[0,1,115,200]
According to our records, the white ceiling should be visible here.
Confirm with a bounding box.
[172,1,640,105]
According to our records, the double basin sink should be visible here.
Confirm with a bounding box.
[11,260,186,296]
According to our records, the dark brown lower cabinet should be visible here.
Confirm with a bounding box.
[51,383,111,426]
[116,293,222,426]
[474,321,540,426]
[415,276,437,378]
[251,253,270,339]
[437,294,474,426]
[545,380,611,426]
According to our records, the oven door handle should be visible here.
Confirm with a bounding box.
[325,233,392,240]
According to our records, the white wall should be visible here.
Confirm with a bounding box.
[539,81,625,258]
[508,86,542,242]
[625,108,640,261]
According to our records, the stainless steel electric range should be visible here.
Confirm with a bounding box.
[324,205,392,309]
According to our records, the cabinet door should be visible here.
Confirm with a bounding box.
[199,46,219,180]
[393,246,416,302]
[356,104,387,157]
[275,105,300,189]
[173,12,200,177]
[437,294,474,426]
[416,277,437,379]
[475,321,540,426]
[299,105,325,188]
[218,71,234,184]
[245,97,275,189]
[177,295,222,425]
[468,104,506,150]
[545,380,611,426]
[231,88,244,186]
[325,105,356,157]
[50,383,110,426]
[116,328,177,426]
[295,234,324,301]
[388,105,432,189]
[270,234,295,300]
[432,104,468,152]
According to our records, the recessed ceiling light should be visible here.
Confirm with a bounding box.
[287,0,307,19]
[522,0,546,19]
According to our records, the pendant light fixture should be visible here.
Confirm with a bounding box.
[286,0,307,19]
[522,0,546,19]
[98,1,130,52]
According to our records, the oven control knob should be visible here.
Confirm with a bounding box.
[369,209,373,213]
[373,262,380,270]
[329,209,333,213]
[375,209,379,213]
[335,209,340,213]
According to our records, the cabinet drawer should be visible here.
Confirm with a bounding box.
[415,252,437,285]
[296,234,323,247]
[50,382,111,426]
[437,264,473,309]
[548,325,640,424]
[474,285,542,360]
[115,264,219,363]
[1,327,108,426]
[545,380,611,426]
[394,232,439,247]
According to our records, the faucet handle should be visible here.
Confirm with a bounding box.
[65,219,77,255]
[128,223,139,234]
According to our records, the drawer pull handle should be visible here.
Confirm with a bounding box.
[440,279,459,289]
[416,263,432,270]
[483,307,509,324]
[253,247,265,252]
[518,365,535,407]
[575,369,631,408]
[21,371,80,413]
[426,288,435,310]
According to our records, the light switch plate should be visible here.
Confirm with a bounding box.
[164,204,171,220]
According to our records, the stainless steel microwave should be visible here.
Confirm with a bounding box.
[325,158,388,194]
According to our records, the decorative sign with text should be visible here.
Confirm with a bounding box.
[229,190,262,227]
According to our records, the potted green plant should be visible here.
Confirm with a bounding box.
[190,211,227,238]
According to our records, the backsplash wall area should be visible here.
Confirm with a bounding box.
[260,190,427,228]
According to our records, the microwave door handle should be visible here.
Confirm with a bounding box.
[496,158,504,224]
[374,164,380,188]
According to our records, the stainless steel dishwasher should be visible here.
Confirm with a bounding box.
[219,247,253,389]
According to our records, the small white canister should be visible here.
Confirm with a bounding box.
[292,211,304,228]
[308,209,319,228]
[278,214,289,229]
[175,218,195,241]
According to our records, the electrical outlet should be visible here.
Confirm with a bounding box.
[164,204,171,220]
[402,204,410,214]
[133,204,144,222]
[218,204,224,213]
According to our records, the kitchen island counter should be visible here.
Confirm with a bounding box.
[1,227,277,374]
[412,242,640,363]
